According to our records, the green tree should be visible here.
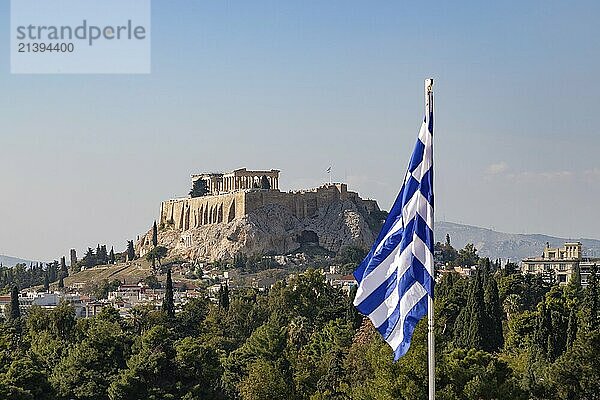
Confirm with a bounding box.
[143,275,161,289]
[219,283,230,310]
[174,337,223,399]
[454,270,485,349]
[126,241,136,261]
[0,356,54,400]
[239,359,291,400]
[548,330,600,400]
[43,273,49,293]
[109,247,116,264]
[456,243,479,266]
[260,175,271,190]
[483,272,504,352]
[9,285,20,321]
[152,221,158,247]
[146,246,168,268]
[51,320,129,400]
[108,326,176,400]
[163,268,175,319]
[189,179,208,198]
[83,248,96,268]
[438,348,525,400]
[580,264,599,333]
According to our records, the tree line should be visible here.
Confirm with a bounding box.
[0,241,599,399]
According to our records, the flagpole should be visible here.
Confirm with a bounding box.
[425,78,435,400]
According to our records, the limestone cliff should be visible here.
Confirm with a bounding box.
[138,195,380,262]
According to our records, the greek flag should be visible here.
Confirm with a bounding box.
[353,95,434,361]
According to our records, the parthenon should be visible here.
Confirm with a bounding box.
[191,168,280,196]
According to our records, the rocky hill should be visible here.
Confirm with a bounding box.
[139,197,380,262]
[435,221,600,261]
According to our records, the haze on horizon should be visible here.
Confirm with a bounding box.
[1,1,599,261]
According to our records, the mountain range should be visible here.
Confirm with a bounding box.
[435,221,600,262]
[0,254,36,267]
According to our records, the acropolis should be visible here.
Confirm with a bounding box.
[159,168,379,232]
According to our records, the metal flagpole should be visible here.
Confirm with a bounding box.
[425,78,435,400]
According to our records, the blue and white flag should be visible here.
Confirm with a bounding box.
[353,96,434,361]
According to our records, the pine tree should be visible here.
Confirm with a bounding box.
[163,268,175,318]
[9,285,20,320]
[189,179,208,198]
[152,221,158,247]
[260,175,271,190]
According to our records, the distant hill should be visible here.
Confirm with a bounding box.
[0,254,36,267]
[435,221,600,262]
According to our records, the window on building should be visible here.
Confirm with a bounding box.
[559,264,565,271]
[544,264,551,271]
[558,275,567,283]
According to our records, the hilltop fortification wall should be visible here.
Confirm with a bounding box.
[159,183,374,231]
[145,183,380,261]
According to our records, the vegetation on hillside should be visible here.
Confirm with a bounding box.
[1,240,599,400]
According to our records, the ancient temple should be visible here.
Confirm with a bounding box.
[191,168,280,195]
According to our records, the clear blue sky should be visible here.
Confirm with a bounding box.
[1,0,599,260]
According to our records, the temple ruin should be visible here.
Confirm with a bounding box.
[191,168,280,195]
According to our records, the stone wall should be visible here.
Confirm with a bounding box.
[160,191,246,230]
[143,183,380,261]
[159,183,368,232]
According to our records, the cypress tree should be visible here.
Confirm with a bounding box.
[60,256,68,277]
[455,270,485,349]
[483,272,504,352]
[127,240,136,261]
[219,282,230,310]
[163,268,175,318]
[98,245,108,264]
[58,273,64,289]
[346,285,362,329]
[566,307,578,349]
[109,247,115,264]
[152,221,158,247]
[580,264,599,333]
[44,272,50,292]
[9,285,20,320]
[534,302,552,360]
